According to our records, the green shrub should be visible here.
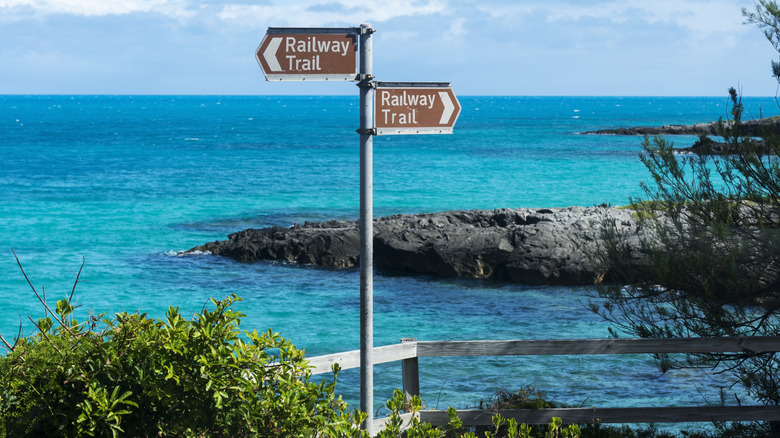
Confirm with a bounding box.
[0,293,365,437]
[480,386,559,411]
[376,389,581,438]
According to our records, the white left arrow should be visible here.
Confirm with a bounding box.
[439,91,454,124]
[264,37,283,71]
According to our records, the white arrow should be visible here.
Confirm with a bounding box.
[263,37,283,72]
[439,91,454,124]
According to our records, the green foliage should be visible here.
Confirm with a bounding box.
[0,283,365,437]
[593,80,780,435]
[744,0,780,81]
[480,386,559,411]
[595,86,780,406]
[474,387,700,438]
[374,389,581,438]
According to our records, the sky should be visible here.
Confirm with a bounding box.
[1,0,779,96]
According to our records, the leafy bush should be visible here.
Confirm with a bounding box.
[377,389,581,438]
[479,386,559,411]
[0,291,364,437]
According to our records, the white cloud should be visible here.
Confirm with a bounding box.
[0,0,450,26]
[217,0,447,27]
[0,0,775,95]
[444,17,466,39]
[0,0,756,36]
[548,0,746,36]
[477,0,752,40]
[0,0,193,18]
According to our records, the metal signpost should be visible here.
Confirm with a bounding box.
[356,23,374,434]
[256,24,459,434]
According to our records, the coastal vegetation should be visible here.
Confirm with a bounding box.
[0,286,365,436]
[592,2,780,436]
[594,92,780,436]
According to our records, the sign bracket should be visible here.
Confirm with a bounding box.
[266,26,362,35]
[375,81,453,88]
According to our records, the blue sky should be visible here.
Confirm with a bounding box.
[1,0,778,96]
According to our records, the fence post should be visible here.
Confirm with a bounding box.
[401,338,420,411]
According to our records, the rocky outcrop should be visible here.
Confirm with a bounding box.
[187,206,645,286]
[584,122,721,136]
[674,136,769,155]
[582,117,780,137]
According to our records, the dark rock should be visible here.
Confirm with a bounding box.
[582,117,780,138]
[195,224,360,268]
[675,135,770,155]
[186,206,645,286]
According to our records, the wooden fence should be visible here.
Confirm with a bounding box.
[306,336,780,433]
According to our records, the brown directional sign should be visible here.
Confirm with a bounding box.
[375,82,461,135]
[256,28,359,81]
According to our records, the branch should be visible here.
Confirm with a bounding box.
[12,249,79,338]
[12,249,47,316]
[0,333,13,351]
[69,256,85,304]
[28,315,63,357]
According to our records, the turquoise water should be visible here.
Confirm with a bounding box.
[2,95,775,419]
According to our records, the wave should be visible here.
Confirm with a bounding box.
[164,249,212,257]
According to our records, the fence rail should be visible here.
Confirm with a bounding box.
[307,336,780,433]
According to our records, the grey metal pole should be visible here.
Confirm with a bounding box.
[358,22,374,434]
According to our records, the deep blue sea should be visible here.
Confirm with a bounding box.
[2,95,777,427]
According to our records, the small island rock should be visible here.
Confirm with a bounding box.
[187,206,645,286]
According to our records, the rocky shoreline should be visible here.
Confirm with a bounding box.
[582,117,780,155]
[581,117,780,137]
[186,206,645,286]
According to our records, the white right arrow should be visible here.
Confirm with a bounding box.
[264,37,283,72]
[439,91,454,124]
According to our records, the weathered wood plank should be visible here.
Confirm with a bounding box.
[415,336,780,358]
[370,412,418,436]
[309,336,780,373]
[307,350,360,375]
[418,405,780,426]
[400,338,420,409]
[307,341,418,375]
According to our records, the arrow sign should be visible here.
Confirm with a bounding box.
[256,28,359,81]
[374,82,461,135]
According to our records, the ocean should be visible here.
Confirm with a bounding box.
[2,95,775,425]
